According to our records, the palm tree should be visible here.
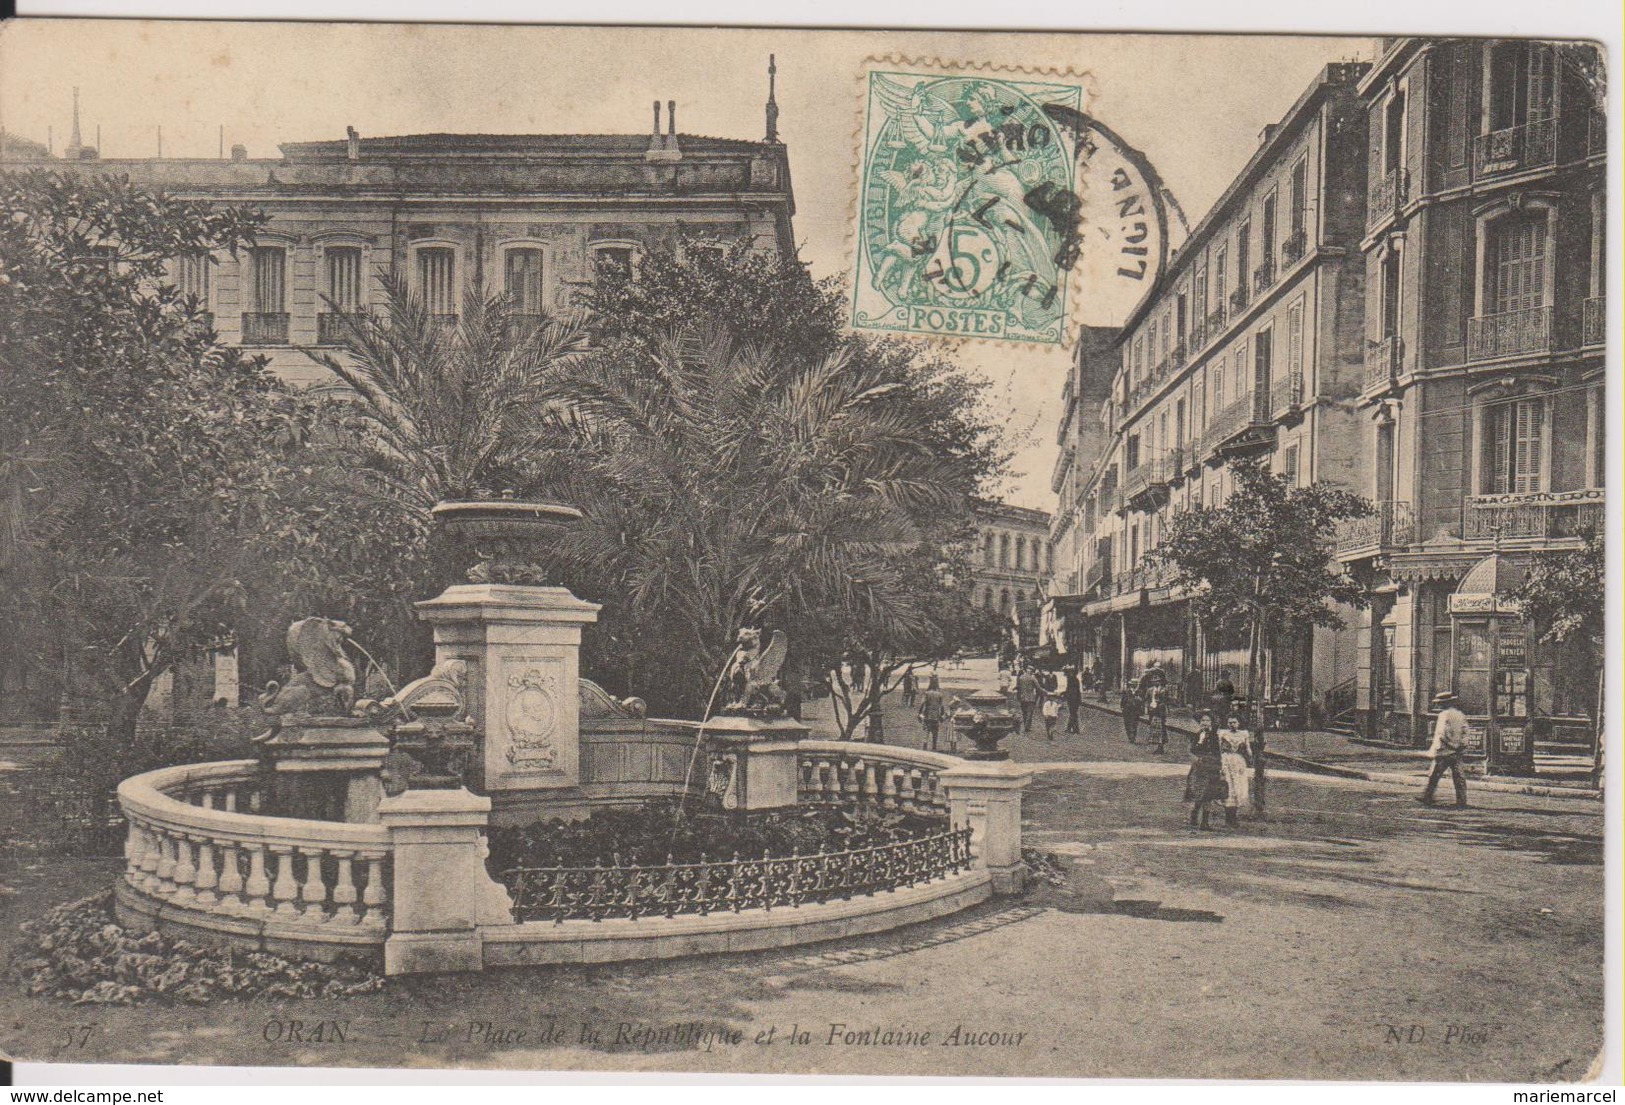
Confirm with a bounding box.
[535,326,988,720]
[304,272,590,511]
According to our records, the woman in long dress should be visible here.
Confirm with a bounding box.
[1185,712,1224,831]
[1218,714,1252,827]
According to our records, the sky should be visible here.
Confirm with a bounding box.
[0,20,1375,509]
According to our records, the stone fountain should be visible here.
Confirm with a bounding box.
[414,493,602,823]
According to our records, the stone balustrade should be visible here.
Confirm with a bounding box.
[795,741,958,818]
[116,760,392,957]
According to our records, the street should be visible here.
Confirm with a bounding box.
[1,684,1601,1081]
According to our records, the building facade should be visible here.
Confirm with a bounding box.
[1054,62,1374,711]
[1336,38,1605,756]
[970,501,1053,650]
[9,92,794,390]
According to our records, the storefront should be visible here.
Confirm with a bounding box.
[1447,554,1534,776]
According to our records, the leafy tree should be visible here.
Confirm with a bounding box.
[1512,528,1604,780]
[0,170,313,755]
[1150,461,1371,812]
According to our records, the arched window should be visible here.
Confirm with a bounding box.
[999,533,1010,568]
[983,587,994,609]
[983,532,995,565]
[999,589,1011,614]
[1015,536,1026,571]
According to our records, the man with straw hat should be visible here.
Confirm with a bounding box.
[1419,690,1469,809]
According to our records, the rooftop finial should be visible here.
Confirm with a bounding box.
[667,99,676,137]
[765,55,780,143]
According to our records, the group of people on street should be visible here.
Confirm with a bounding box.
[1011,663,1083,741]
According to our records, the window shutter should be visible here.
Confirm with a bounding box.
[1288,299,1304,375]
[1445,45,1471,168]
[1528,44,1553,121]
[1514,399,1543,493]
[1489,404,1512,493]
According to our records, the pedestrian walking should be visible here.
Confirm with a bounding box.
[1217,714,1252,826]
[1064,666,1082,734]
[1016,667,1040,733]
[900,669,918,708]
[917,675,948,752]
[1041,690,1061,740]
[1185,712,1225,831]
[1092,658,1107,703]
[1119,686,1142,744]
[1418,691,1469,809]
[1138,663,1169,754]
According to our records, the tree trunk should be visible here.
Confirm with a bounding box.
[1248,613,1267,816]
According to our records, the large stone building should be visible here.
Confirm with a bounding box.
[1047,62,1374,709]
[3,79,794,716]
[970,501,1053,650]
[1335,38,1604,757]
[8,84,794,391]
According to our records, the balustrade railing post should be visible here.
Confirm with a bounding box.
[217,842,245,911]
[270,845,301,918]
[300,847,330,922]
[939,762,1036,895]
[192,836,219,907]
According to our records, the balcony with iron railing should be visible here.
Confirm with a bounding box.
[1207,303,1228,335]
[241,312,290,345]
[1366,167,1409,230]
[1281,228,1308,265]
[1583,296,1605,348]
[1229,285,1250,315]
[316,311,368,346]
[1365,335,1403,393]
[1121,463,1154,504]
[1268,371,1304,419]
[1466,305,1551,362]
[1462,490,1604,542]
[1188,319,1208,351]
[1253,259,1277,296]
[1157,447,1186,487]
[1333,501,1415,561]
[1203,393,1262,458]
[1085,558,1111,593]
[1474,117,1557,178]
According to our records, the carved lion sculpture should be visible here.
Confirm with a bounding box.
[254,618,357,740]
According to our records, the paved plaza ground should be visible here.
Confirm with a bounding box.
[0,693,1604,1082]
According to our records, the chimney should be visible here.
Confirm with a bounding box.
[231,143,247,161]
[346,126,360,160]
[645,96,681,163]
[1259,123,1278,147]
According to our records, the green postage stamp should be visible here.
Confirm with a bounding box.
[852,62,1087,347]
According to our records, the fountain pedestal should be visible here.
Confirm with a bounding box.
[259,718,392,823]
[703,715,809,811]
[415,584,601,801]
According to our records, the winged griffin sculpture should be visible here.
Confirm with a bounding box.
[721,626,789,716]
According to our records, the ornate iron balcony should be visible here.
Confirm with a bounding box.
[1170,340,1188,370]
[1253,259,1277,295]
[316,311,366,345]
[1466,305,1552,362]
[1463,490,1603,541]
[1282,228,1308,265]
[1366,168,1409,229]
[1583,296,1605,348]
[1229,285,1250,314]
[1189,320,1207,350]
[1334,500,1415,561]
[1365,335,1402,392]
[1474,117,1557,178]
[1207,304,1228,333]
[1270,371,1304,417]
[240,312,289,345]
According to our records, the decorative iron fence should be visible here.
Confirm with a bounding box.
[1334,500,1415,560]
[503,827,974,924]
[1253,259,1276,295]
[1282,228,1308,265]
[1463,492,1603,541]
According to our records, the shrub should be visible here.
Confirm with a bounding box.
[13,893,385,1005]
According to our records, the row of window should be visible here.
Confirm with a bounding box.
[174,242,640,331]
[1122,153,1311,397]
[980,587,1034,614]
[979,530,1052,573]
